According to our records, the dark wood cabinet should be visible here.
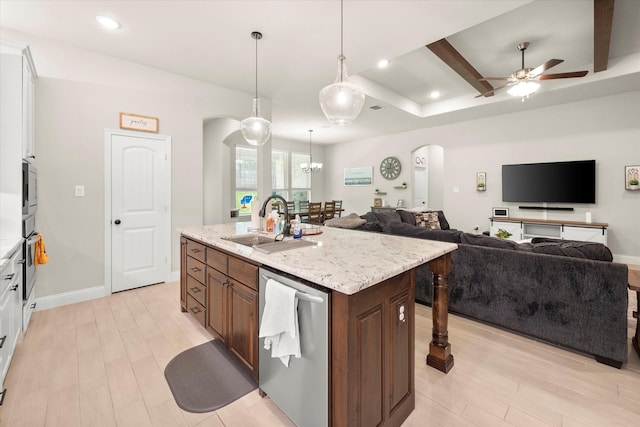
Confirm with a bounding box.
[205,246,259,380]
[180,237,187,311]
[331,269,415,426]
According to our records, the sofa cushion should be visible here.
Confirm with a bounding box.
[397,209,416,226]
[460,233,519,250]
[360,211,378,223]
[530,238,613,262]
[387,221,463,243]
[355,222,384,233]
[373,211,402,226]
[401,208,450,230]
[415,212,441,230]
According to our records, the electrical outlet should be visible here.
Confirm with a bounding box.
[75,185,85,197]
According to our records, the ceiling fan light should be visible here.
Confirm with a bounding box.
[507,81,540,98]
[240,98,271,146]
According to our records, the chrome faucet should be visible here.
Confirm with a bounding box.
[259,195,291,236]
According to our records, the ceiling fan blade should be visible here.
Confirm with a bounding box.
[538,70,588,80]
[529,59,564,77]
[479,77,512,81]
[474,82,514,98]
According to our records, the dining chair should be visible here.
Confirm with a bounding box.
[307,202,323,225]
[323,201,336,221]
[286,200,296,222]
[333,200,342,217]
[298,200,310,223]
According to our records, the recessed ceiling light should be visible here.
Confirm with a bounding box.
[377,59,390,69]
[96,15,120,30]
[430,91,441,99]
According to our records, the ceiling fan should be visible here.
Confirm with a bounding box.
[476,42,588,98]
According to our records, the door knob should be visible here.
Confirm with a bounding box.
[114,219,121,225]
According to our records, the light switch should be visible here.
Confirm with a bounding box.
[453,187,460,193]
[75,185,85,197]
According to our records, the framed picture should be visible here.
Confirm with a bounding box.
[373,198,382,207]
[476,172,486,191]
[625,165,639,190]
[344,167,373,186]
[119,112,159,133]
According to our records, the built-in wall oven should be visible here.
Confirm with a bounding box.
[22,161,37,216]
[22,215,37,302]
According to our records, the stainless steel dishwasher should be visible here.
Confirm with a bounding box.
[259,267,330,427]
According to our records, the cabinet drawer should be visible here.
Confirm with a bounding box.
[206,247,227,273]
[229,257,258,291]
[186,275,206,307]
[186,256,205,283]
[186,294,206,327]
[186,240,206,263]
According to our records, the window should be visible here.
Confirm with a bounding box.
[291,152,311,202]
[272,150,289,200]
[235,146,257,215]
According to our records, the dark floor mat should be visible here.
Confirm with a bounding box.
[164,339,257,413]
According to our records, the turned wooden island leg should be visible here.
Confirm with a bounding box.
[426,253,454,373]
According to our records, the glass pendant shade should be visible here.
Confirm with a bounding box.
[319,55,365,126]
[507,81,540,98]
[240,98,271,147]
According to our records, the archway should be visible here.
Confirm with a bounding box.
[410,145,444,209]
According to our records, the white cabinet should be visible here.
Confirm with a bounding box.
[489,217,608,245]
[0,40,37,162]
[563,226,607,245]
[0,246,24,388]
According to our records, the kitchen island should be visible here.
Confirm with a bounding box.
[180,222,457,426]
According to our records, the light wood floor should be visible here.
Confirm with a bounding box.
[1,282,638,426]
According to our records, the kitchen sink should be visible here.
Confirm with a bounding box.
[222,234,276,246]
[222,234,316,253]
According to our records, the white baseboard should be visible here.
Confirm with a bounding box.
[35,286,107,311]
[614,254,640,266]
[35,271,181,311]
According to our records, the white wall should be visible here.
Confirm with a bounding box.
[325,91,640,262]
[1,29,259,300]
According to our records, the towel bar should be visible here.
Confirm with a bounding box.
[261,275,324,304]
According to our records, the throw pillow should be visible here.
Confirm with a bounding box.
[460,233,519,250]
[414,212,441,230]
[396,209,416,226]
[373,211,402,225]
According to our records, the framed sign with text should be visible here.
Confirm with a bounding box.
[119,112,159,133]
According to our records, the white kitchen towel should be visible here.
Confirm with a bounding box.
[258,279,301,367]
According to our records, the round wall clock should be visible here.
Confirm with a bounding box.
[380,156,401,180]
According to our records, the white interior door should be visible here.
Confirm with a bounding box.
[108,131,170,293]
[413,165,428,208]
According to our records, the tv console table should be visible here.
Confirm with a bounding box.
[489,217,608,245]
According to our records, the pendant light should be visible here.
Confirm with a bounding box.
[301,130,322,174]
[319,0,365,126]
[240,31,271,146]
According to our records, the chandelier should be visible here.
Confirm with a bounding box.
[318,0,365,126]
[301,130,322,174]
[240,31,271,146]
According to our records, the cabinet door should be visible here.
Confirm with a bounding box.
[22,57,35,161]
[228,281,258,379]
[206,267,228,344]
[563,226,607,244]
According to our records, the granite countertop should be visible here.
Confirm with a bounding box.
[179,222,457,295]
[0,237,23,269]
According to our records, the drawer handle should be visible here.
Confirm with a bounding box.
[190,248,202,253]
[191,267,201,273]
[0,335,6,349]
[190,306,201,315]
[30,303,36,309]
[189,287,201,293]
[10,285,18,292]
[0,388,5,406]
[2,274,14,281]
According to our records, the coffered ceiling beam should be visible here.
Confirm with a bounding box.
[594,0,615,72]
[426,38,495,97]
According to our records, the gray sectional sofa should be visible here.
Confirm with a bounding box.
[357,210,629,367]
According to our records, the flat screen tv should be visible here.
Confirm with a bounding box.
[501,160,596,204]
